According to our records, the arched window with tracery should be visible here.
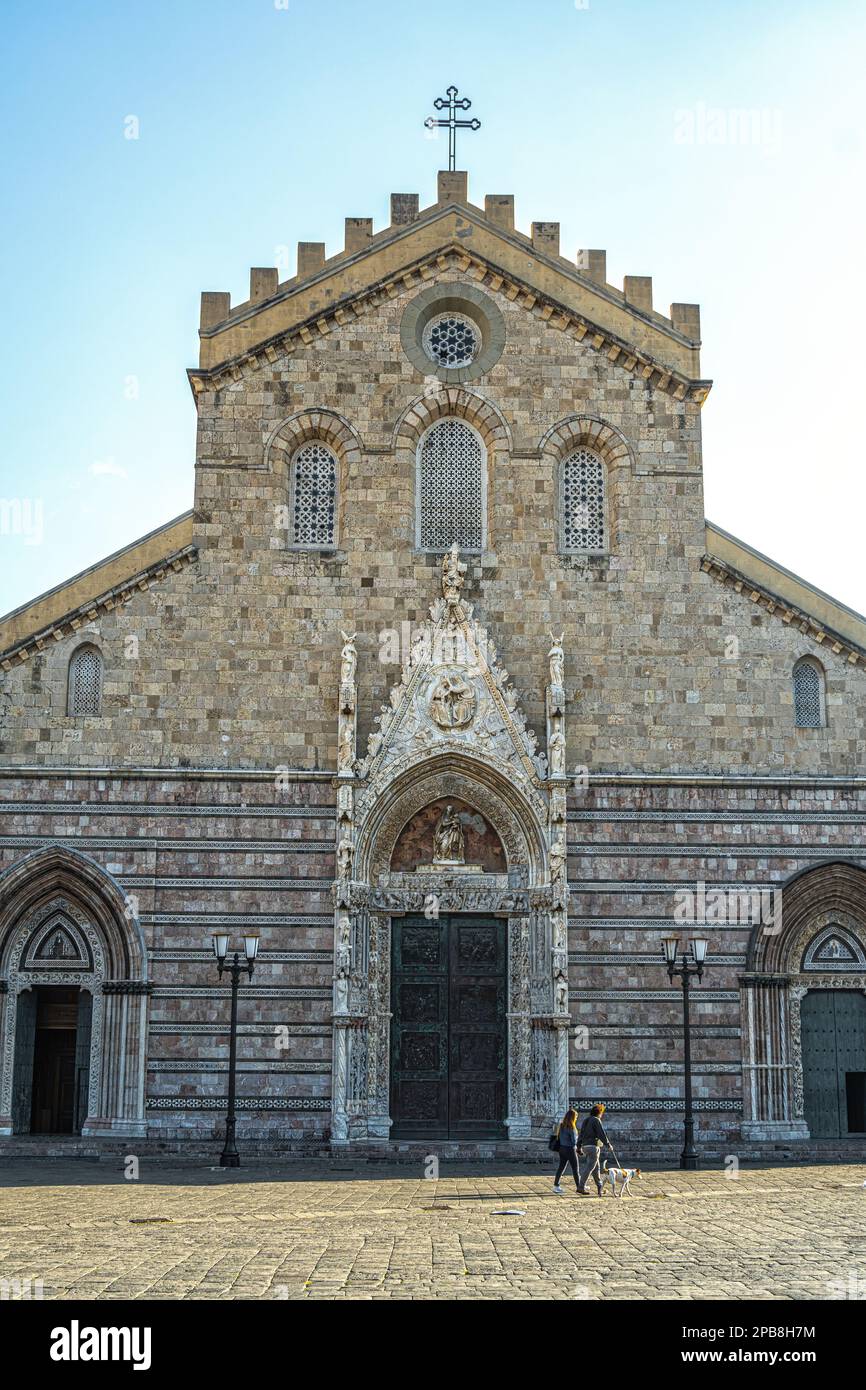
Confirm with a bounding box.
[561,447,607,553]
[417,417,485,552]
[67,644,103,716]
[793,656,826,729]
[290,441,338,548]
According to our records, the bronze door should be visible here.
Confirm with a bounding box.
[391,914,506,1141]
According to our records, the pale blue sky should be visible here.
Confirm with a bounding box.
[1,0,864,616]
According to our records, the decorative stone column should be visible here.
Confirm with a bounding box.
[739,973,809,1141]
[544,631,571,1128]
[506,914,531,1139]
[86,981,151,1138]
[331,632,358,1145]
[364,909,391,1141]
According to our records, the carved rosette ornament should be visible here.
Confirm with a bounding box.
[330,551,570,1146]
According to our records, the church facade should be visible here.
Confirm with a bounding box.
[1,169,865,1152]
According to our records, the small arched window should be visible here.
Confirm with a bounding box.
[561,447,607,553]
[290,442,338,548]
[793,657,826,729]
[417,417,485,552]
[67,644,103,716]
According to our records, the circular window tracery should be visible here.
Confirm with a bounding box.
[400,283,505,382]
[422,313,479,369]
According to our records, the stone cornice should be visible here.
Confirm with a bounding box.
[188,245,712,408]
[701,553,866,667]
[0,543,198,669]
[0,768,864,786]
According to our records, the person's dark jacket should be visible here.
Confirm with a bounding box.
[579,1114,610,1148]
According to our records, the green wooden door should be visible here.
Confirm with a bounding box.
[391,914,507,1141]
[801,990,866,1137]
[834,991,866,1134]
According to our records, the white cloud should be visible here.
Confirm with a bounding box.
[89,459,128,479]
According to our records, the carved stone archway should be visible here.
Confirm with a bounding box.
[330,554,570,1147]
[740,862,866,1141]
[0,847,150,1138]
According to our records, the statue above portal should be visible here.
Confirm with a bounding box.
[441,543,467,607]
[432,804,466,864]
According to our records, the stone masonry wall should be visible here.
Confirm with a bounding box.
[2,772,865,1145]
[2,264,865,775]
[0,773,335,1141]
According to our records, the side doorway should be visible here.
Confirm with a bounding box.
[10,987,91,1135]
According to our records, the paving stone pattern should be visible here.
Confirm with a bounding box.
[1,1161,864,1301]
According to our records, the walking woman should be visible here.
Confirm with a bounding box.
[578,1103,611,1196]
[552,1108,582,1194]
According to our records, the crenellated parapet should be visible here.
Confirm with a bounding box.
[191,170,708,399]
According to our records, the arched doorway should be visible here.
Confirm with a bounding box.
[388,797,509,1140]
[332,751,565,1145]
[0,847,150,1139]
[741,863,866,1142]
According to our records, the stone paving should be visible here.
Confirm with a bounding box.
[0,1159,865,1301]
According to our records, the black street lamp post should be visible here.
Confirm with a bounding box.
[211,932,259,1168]
[661,934,709,1171]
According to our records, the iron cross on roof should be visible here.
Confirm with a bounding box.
[424,86,481,172]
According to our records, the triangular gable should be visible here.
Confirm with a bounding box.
[355,545,548,826]
[190,177,710,406]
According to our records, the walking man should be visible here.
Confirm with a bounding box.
[578,1103,611,1196]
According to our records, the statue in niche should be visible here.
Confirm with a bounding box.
[337,912,351,950]
[548,724,566,776]
[549,837,567,885]
[337,837,354,879]
[548,631,565,689]
[433,804,465,865]
[554,968,568,1013]
[337,720,355,771]
[334,965,349,1013]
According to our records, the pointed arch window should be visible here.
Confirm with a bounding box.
[67,644,103,716]
[290,441,338,548]
[561,447,607,553]
[793,657,826,729]
[417,417,485,552]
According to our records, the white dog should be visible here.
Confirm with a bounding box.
[602,1160,642,1198]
